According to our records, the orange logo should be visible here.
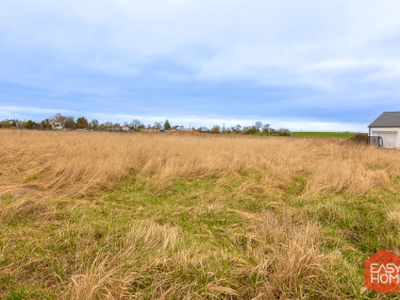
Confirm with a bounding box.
[365,249,400,294]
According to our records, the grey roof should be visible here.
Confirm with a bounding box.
[369,112,400,128]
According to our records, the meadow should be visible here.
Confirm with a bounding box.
[291,132,366,138]
[1,129,400,299]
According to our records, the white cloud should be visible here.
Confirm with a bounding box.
[0,106,73,121]
[0,106,72,115]
[2,0,400,89]
[1,0,400,128]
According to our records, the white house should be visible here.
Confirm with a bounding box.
[49,119,64,130]
[369,112,400,149]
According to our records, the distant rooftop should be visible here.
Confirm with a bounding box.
[369,112,400,128]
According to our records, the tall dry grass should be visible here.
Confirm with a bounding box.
[67,216,328,299]
[0,129,397,200]
[1,129,398,299]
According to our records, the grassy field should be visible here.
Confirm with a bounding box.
[292,132,366,138]
[0,130,399,299]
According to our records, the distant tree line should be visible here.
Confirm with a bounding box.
[207,122,291,136]
[0,114,291,136]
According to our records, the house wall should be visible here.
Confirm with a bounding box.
[370,127,400,149]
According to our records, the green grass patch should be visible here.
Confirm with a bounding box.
[292,132,366,138]
[1,172,399,298]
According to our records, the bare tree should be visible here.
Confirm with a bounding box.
[64,116,76,129]
[90,119,99,130]
[54,113,65,123]
[262,123,270,133]
[153,122,162,130]
[231,124,242,133]
[210,125,221,134]
[130,119,142,131]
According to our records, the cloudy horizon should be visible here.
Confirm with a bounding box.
[2,0,400,131]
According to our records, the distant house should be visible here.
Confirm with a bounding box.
[49,119,64,130]
[172,125,184,131]
[369,112,400,149]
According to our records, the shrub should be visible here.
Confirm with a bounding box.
[350,133,367,143]
[210,125,221,134]
[278,128,291,136]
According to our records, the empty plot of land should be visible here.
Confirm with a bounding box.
[0,130,399,299]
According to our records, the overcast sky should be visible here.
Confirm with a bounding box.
[1,0,400,131]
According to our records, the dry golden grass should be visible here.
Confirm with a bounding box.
[0,129,396,200]
[1,129,400,299]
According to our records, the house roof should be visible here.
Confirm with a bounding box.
[369,112,400,128]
